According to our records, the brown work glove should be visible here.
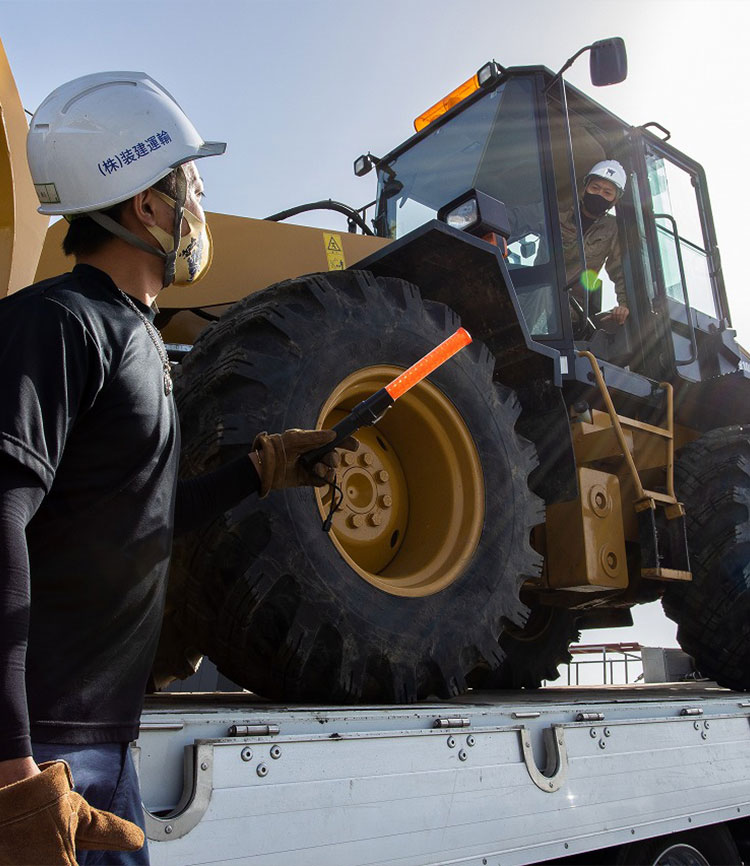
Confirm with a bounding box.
[0,760,144,866]
[252,428,358,498]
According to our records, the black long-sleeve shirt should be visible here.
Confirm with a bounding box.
[0,265,258,761]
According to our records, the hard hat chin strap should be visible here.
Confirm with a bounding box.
[86,167,188,288]
[163,168,187,286]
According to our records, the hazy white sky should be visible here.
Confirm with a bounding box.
[3,0,747,655]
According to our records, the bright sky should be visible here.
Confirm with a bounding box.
[3,0,747,662]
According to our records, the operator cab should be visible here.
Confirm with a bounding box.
[367,63,733,388]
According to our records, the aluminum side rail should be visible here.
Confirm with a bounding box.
[136,685,750,866]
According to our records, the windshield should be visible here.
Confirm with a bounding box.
[376,77,561,337]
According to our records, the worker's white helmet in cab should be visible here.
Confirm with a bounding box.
[583,160,626,198]
[27,71,226,215]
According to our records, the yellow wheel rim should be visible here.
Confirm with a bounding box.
[315,365,484,597]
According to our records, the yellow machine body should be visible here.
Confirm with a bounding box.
[542,351,697,592]
[0,38,48,299]
[545,467,628,591]
[34,214,390,344]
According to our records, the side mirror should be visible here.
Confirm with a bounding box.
[590,37,627,85]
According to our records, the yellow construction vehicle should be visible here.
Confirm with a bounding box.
[4,37,749,702]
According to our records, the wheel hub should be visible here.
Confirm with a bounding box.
[320,423,409,572]
[316,365,484,597]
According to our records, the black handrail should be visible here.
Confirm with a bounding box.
[265,200,374,235]
[654,212,698,366]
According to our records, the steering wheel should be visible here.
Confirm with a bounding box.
[564,272,599,339]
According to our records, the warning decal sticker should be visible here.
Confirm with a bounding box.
[324,233,346,271]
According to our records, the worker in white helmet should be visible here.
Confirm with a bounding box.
[0,72,353,865]
[562,159,629,326]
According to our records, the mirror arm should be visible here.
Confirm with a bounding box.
[544,44,593,93]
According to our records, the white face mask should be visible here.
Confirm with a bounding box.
[146,189,213,287]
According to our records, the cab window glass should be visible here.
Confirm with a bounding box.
[378,78,560,337]
[646,149,716,318]
[378,85,504,238]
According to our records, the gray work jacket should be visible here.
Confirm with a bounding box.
[561,208,627,307]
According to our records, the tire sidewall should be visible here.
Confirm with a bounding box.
[231,278,534,647]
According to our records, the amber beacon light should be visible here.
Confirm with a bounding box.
[301,328,473,469]
[413,62,499,132]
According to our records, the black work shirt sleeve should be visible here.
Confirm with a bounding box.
[0,296,104,491]
[175,456,260,536]
[0,458,46,760]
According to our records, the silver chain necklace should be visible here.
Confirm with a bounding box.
[116,288,173,396]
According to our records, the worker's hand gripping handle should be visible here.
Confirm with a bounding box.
[301,389,394,470]
[301,327,472,470]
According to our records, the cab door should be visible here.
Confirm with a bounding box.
[637,135,729,382]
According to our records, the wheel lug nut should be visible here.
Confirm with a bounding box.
[361,453,374,466]
[349,514,365,528]
[377,470,389,483]
[342,452,355,466]
[368,513,382,526]
[380,494,392,508]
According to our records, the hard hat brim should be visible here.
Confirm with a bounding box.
[194,141,227,158]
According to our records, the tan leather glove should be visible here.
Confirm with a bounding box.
[252,428,358,498]
[0,760,144,866]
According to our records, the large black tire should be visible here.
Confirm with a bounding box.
[469,605,580,689]
[165,270,543,703]
[662,427,750,690]
[614,826,741,865]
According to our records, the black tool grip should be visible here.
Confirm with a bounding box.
[301,388,394,470]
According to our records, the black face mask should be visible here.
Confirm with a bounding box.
[582,192,612,217]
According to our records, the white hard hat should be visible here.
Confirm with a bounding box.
[27,71,226,215]
[584,160,626,196]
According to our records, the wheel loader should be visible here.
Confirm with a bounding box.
[4,36,750,702]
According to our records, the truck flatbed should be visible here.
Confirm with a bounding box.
[137,685,750,865]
